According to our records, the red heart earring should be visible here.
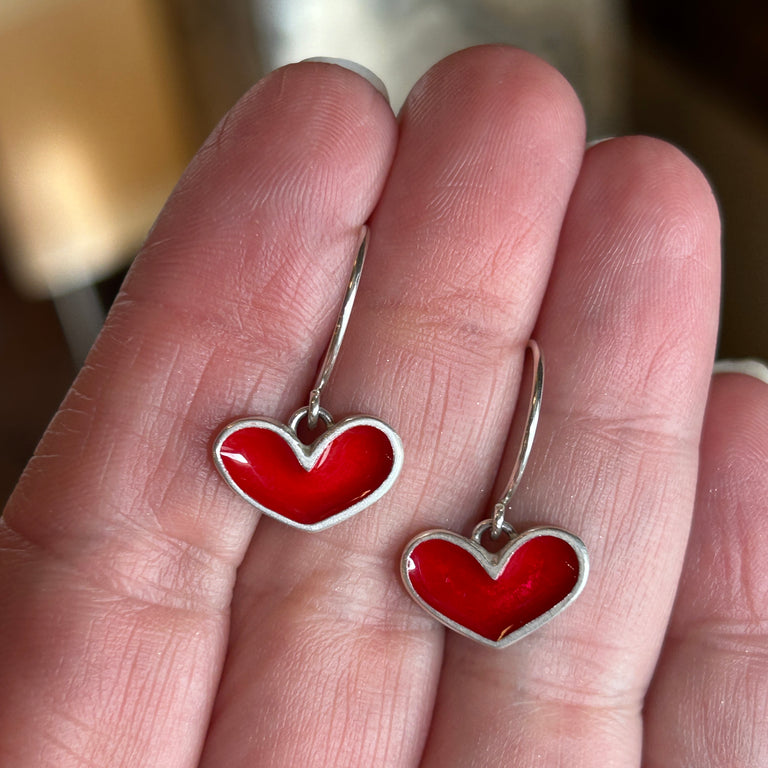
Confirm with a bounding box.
[400,341,588,648]
[213,227,403,531]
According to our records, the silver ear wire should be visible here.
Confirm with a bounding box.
[306,226,369,429]
[490,340,543,539]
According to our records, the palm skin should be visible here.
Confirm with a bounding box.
[1,46,766,767]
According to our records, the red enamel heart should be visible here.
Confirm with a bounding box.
[402,527,588,647]
[213,414,403,530]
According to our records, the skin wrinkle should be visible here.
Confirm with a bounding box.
[732,502,761,622]
[216,537,437,763]
[419,166,549,244]
[94,422,196,523]
[687,528,766,620]
[367,662,397,766]
[146,423,215,516]
[409,366,454,527]
[533,413,695,568]
[347,649,424,764]
[568,202,713,344]
[97,530,232,611]
[358,290,531,374]
[549,365,708,437]
[469,364,519,499]
[38,732,100,768]
[39,396,97,459]
[499,690,639,733]
[424,683,638,768]
[254,627,336,765]
[647,640,768,767]
[510,620,648,707]
[673,621,768,658]
[47,615,137,763]
[4,475,236,614]
[562,199,714,345]
[682,496,767,616]
[624,453,691,574]
[379,649,429,765]
[207,94,239,161]
[236,534,427,637]
[117,643,197,764]
[578,139,716,239]
[342,638,410,765]
[141,636,191,737]
[112,627,153,751]
[377,357,517,542]
[563,316,706,413]
[257,228,348,308]
[117,268,313,364]
[392,166,562,254]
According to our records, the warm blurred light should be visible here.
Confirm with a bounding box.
[0,0,191,298]
[5,132,126,296]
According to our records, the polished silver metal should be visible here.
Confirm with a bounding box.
[490,339,544,539]
[307,226,368,428]
[288,405,334,433]
[400,339,590,647]
[213,225,403,530]
[400,521,589,649]
[213,406,404,532]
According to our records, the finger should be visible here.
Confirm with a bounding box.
[0,64,396,767]
[199,46,586,768]
[421,137,721,766]
[644,371,768,767]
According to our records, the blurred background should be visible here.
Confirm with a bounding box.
[1,0,766,503]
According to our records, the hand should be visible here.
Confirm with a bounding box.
[2,46,765,767]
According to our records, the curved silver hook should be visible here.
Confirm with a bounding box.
[307,226,369,428]
[490,340,544,538]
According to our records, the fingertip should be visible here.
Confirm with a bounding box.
[713,357,768,385]
[707,360,768,455]
[585,135,721,245]
[300,57,390,104]
[402,44,586,147]
[196,59,397,191]
[575,136,722,363]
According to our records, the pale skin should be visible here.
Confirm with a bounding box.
[1,46,767,767]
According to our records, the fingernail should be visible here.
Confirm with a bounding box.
[713,358,768,385]
[301,57,389,103]
[586,137,616,149]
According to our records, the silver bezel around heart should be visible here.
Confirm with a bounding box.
[400,521,589,648]
[213,406,404,531]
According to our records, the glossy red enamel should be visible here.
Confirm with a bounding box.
[218,424,394,525]
[406,535,580,642]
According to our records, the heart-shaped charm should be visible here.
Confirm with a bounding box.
[213,407,403,531]
[401,521,589,647]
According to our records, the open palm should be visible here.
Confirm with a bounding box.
[2,47,766,767]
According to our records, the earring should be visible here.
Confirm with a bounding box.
[400,341,588,648]
[213,227,403,531]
